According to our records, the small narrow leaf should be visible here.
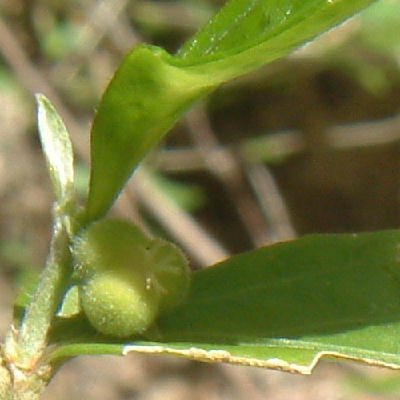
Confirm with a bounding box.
[48,230,400,373]
[56,285,81,318]
[36,94,74,205]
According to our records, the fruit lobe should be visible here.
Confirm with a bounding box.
[71,218,190,337]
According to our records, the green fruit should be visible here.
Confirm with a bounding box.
[144,239,191,313]
[71,218,190,337]
[72,219,150,282]
[80,272,159,337]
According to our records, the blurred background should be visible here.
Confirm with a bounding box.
[1,0,400,398]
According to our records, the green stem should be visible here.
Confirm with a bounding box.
[14,212,71,370]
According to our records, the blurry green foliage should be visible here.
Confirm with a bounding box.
[74,163,90,199]
[0,241,32,270]
[344,371,400,396]
[0,66,24,95]
[13,265,40,324]
[40,21,80,60]
[149,170,207,212]
[358,0,400,56]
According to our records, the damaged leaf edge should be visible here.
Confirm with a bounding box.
[122,345,400,375]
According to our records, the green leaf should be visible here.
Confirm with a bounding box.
[148,170,206,211]
[48,230,400,373]
[56,285,81,318]
[36,94,74,207]
[85,0,376,222]
[85,45,212,222]
[174,0,378,81]
[179,0,375,58]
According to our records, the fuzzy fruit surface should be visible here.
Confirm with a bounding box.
[80,272,159,337]
[72,218,190,337]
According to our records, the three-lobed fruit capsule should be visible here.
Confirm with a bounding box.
[71,218,190,338]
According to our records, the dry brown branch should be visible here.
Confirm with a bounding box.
[0,16,87,144]
[245,163,296,242]
[185,104,271,247]
[50,0,139,83]
[155,115,400,173]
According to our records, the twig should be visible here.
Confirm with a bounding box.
[245,163,296,242]
[134,1,210,31]
[0,15,86,143]
[185,104,271,247]
[50,0,139,83]
[155,115,400,173]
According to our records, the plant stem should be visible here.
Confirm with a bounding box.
[7,211,71,374]
[1,211,71,398]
